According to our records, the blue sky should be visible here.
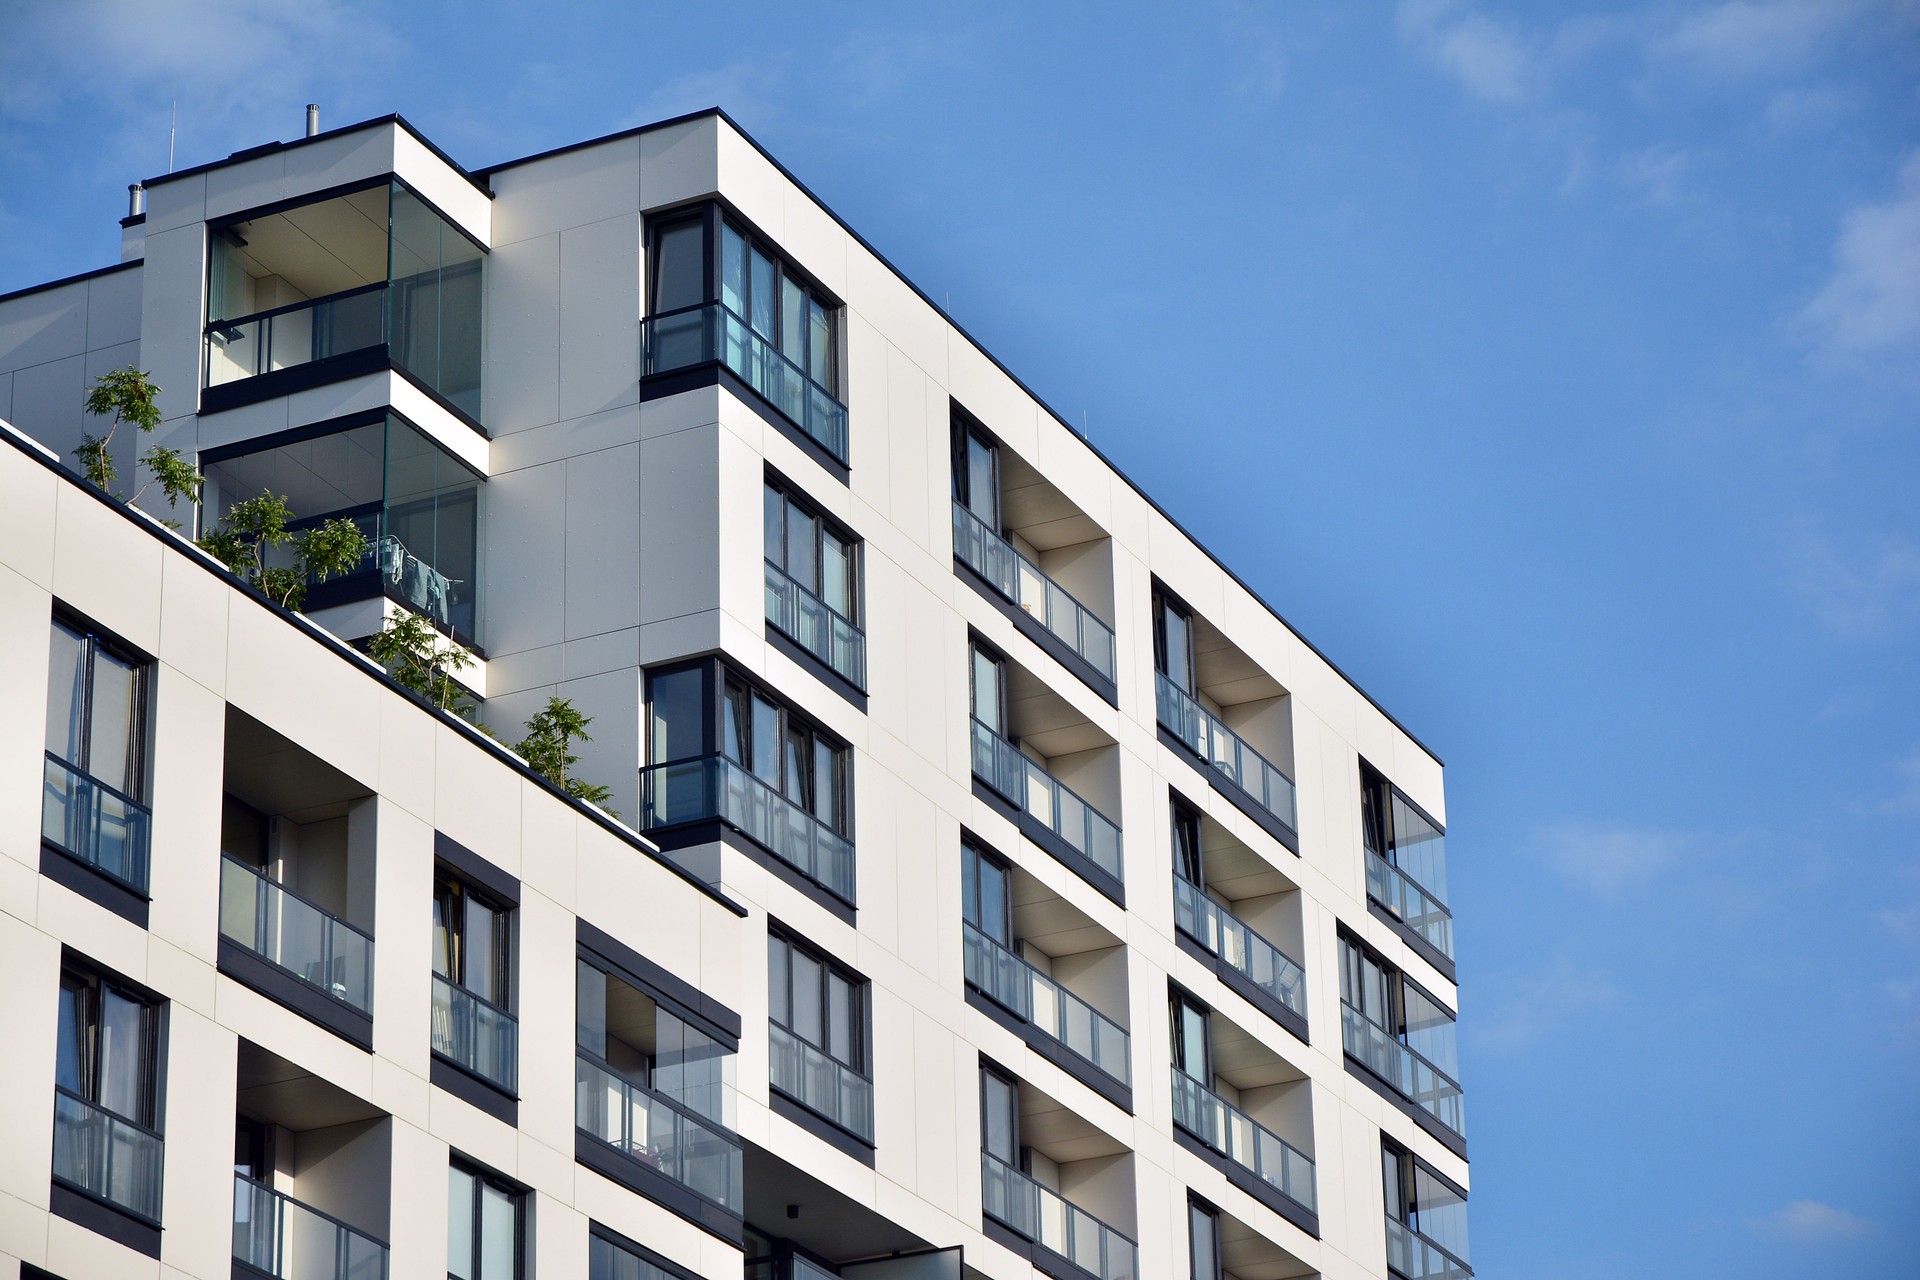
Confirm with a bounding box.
[4,2,1917,1275]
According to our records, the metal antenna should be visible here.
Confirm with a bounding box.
[168,101,177,173]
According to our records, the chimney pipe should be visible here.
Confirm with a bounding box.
[306,104,319,138]
[127,183,145,218]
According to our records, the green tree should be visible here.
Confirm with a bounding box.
[367,610,478,721]
[197,492,369,611]
[516,696,615,812]
[75,367,201,514]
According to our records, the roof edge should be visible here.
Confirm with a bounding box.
[0,258,141,309]
[140,112,494,200]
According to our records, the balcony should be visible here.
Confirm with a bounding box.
[576,1053,743,1214]
[964,922,1130,1091]
[1341,1002,1466,1140]
[431,973,517,1095]
[220,855,374,1014]
[1170,1072,1316,1219]
[1367,849,1455,963]
[204,181,483,420]
[765,560,866,689]
[1157,672,1297,839]
[768,1021,874,1142]
[970,717,1122,892]
[953,501,1115,687]
[41,752,151,895]
[640,755,854,904]
[981,1152,1137,1280]
[1173,875,1307,1032]
[1386,1216,1473,1280]
[233,1173,389,1280]
[644,302,849,465]
[51,1088,163,1223]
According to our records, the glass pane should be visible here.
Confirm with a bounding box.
[97,987,148,1122]
[86,648,138,796]
[781,275,806,367]
[750,695,780,784]
[465,896,500,1004]
[962,848,980,929]
[965,435,997,525]
[792,952,822,1046]
[768,936,789,1027]
[979,857,1008,943]
[432,883,454,978]
[1412,1164,1471,1262]
[749,248,776,338]
[653,218,706,313]
[479,1182,516,1278]
[649,668,704,765]
[821,532,851,618]
[783,728,810,808]
[721,224,747,317]
[447,1166,475,1280]
[45,621,86,764]
[55,973,86,1094]
[1189,1202,1218,1280]
[786,505,817,592]
[827,972,853,1065]
[763,485,784,567]
[970,649,1001,729]
[1382,1148,1405,1218]
[721,681,747,765]
[576,960,607,1057]
[813,739,840,831]
[981,1072,1015,1162]
[808,299,832,389]
[1162,602,1192,691]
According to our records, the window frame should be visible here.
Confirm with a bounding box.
[767,926,871,1079]
[1152,586,1196,693]
[45,610,151,806]
[1187,1195,1222,1280]
[1171,796,1205,886]
[447,1157,525,1280]
[967,635,1009,733]
[763,472,862,627]
[56,956,164,1131]
[961,841,1014,945]
[432,870,514,1012]
[951,413,1001,531]
[978,1062,1020,1166]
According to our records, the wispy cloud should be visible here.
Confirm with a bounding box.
[1650,1,1864,78]
[1785,518,1920,638]
[1616,143,1689,206]
[1747,1199,1877,1241]
[1800,150,1920,359]
[1472,954,1622,1053]
[1395,0,1543,104]
[1533,821,1689,900]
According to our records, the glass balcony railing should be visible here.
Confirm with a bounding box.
[233,1172,388,1280]
[1340,1002,1466,1139]
[206,285,387,388]
[640,756,855,903]
[51,1088,163,1222]
[1367,849,1455,961]
[980,1152,1137,1280]
[768,1021,874,1141]
[969,719,1123,883]
[1386,1216,1473,1280]
[576,1054,743,1213]
[644,302,849,465]
[431,974,517,1094]
[765,561,866,688]
[1155,673,1298,834]
[963,922,1130,1086]
[1169,1072,1316,1215]
[218,855,374,1014]
[951,502,1116,683]
[41,752,151,894]
[1172,876,1307,1020]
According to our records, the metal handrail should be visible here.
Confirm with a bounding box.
[574,1052,743,1212]
[1155,672,1298,832]
[1340,1001,1466,1138]
[1365,849,1455,960]
[980,1151,1137,1280]
[232,1170,389,1280]
[951,501,1116,681]
[968,718,1124,881]
[218,855,375,1014]
[51,1086,164,1223]
[642,301,848,463]
[41,751,151,891]
[430,973,518,1093]
[963,922,1131,1086]
[768,1020,874,1141]
[1386,1215,1474,1280]
[639,755,855,902]
[764,559,867,687]
[1169,1072,1317,1213]
[1171,875,1308,1018]
[206,280,387,332]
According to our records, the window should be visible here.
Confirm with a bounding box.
[979,1065,1018,1164]
[1172,798,1203,886]
[1383,1143,1471,1273]
[52,958,164,1221]
[448,1161,522,1280]
[767,931,866,1080]
[961,843,1012,946]
[1339,935,1459,1080]
[43,614,151,890]
[968,639,1006,734]
[433,874,510,1008]
[1188,1199,1221,1280]
[719,674,848,837]
[1153,587,1195,695]
[1361,764,1452,908]
[951,419,1000,529]
[719,219,837,397]
[1170,989,1211,1083]
[764,479,859,626]
[588,1228,685,1280]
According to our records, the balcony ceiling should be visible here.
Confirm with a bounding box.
[224,707,374,823]
[229,186,388,299]
[236,1039,383,1131]
[1010,865,1118,957]
[1193,613,1286,706]
[1006,662,1109,758]
[1017,1084,1129,1162]
[1001,451,1104,552]
[1220,1208,1317,1280]
[1209,1012,1307,1091]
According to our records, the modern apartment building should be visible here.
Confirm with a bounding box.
[0,108,1469,1280]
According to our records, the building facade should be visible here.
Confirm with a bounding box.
[0,109,1469,1280]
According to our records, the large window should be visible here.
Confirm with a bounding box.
[1383,1143,1472,1277]
[1339,932,1465,1139]
[588,1227,687,1280]
[1153,587,1195,695]
[43,613,151,893]
[1188,1198,1221,1280]
[200,413,485,644]
[764,477,864,687]
[767,929,872,1138]
[52,957,164,1221]
[643,205,847,464]
[448,1160,522,1280]
[206,180,485,419]
[952,419,1000,530]
[961,843,1012,946]
[432,872,517,1093]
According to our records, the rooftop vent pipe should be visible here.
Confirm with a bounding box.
[127,184,145,218]
[306,104,319,138]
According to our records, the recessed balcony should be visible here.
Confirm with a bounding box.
[1340,1003,1466,1142]
[1363,768,1455,968]
[1173,803,1309,1039]
[431,973,517,1096]
[217,708,378,1047]
[204,181,484,422]
[1387,1216,1473,1280]
[952,500,1116,694]
[1340,934,1466,1151]
[768,1021,873,1143]
[980,1075,1138,1280]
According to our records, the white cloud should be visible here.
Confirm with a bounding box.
[1748,1199,1877,1241]
[1396,0,1542,104]
[1652,1,1861,78]
[1472,955,1622,1053]
[1801,150,1920,358]
[1533,821,1688,900]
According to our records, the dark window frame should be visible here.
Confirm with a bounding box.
[767,926,871,1078]
[1187,1195,1222,1280]
[56,956,165,1131]
[447,1156,527,1280]
[1169,985,1212,1083]
[1171,795,1204,886]
[966,633,1009,732]
[1152,585,1196,694]
[1338,929,1457,1046]
[961,840,1014,945]
[45,608,152,807]
[950,410,1002,531]
[433,870,514,1013]
[764,470,863,628]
